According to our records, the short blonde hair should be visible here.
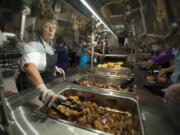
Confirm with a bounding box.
[40,17,58,33]
[42,17,58,27]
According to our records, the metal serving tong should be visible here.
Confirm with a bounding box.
[49,100,83,119]
[54,99,83,112]
[39,95,83,112]
[121,78,135,89]
[50,105,68,119]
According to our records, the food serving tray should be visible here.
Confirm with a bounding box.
[48,88,144,135]
[89,68,133,79]
[73,74,135,94]
[96,66,130,71]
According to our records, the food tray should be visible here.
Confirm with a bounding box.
[74,75,135,94]
[89,68,133,79]
[48,88,144,135]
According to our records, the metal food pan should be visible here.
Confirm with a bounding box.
[74,74,135,94]
[96,67,130,71]
[89,68,133,79]
[54,88,144,135]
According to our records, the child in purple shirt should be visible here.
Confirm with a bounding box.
[146,45,175,76]
[150,45,174,63]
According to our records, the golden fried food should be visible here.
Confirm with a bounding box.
[105,71,129,77]
[48,107,60,119]
[114,72,119,76]
[146,75,155,83]
[67,96,81,105]
[48,96,136,135]
[79,80,132,92]
[106,72,111,75]
[97,64,107,68]
[97,62,126,69]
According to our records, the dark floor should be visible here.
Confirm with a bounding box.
[1,66,17,92]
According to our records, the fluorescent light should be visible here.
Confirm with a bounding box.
[80,0,116,36]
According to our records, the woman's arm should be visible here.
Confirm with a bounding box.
[160,59,175,73]
[86,48,104,56]
[86,48,91,54]
[94,52,104,56]
[130,53,152,58]
[23,62,67,107]
[150,52,174,63]
[23,63,44,87]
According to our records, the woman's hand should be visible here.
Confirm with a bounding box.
[101,54,106,57]
[56,66,65,79]
[37,84,67,107]
[56,66,65,76]
[159,68,167,74]
[146,60,154,68]
[162,83,180,103]
[158,68,167,78]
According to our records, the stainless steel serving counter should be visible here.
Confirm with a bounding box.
[62,68,180,135]
[2,80,141,135]
[134,69,180,135]
[3,82,105,135]
[1,67,180,135]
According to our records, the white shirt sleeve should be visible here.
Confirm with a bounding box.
[19,41,47,72]
[20,52,46,72]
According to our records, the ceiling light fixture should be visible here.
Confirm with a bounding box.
[80,0,116,37]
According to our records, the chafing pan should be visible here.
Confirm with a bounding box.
[50,88,144,135]
[89,68,133,79]
[96,67,130,71]
[74,74,135,94]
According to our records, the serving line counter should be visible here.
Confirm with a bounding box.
[1,68,180,135]
[134,69,180,135]
[68,69,180,135]
[2,81,143,135]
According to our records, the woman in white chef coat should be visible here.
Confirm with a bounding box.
[16,17,66,107]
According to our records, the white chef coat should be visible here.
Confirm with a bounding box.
[19,37,54,72]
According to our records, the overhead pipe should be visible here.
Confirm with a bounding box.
[80,0,117,37]
[2,32,17,39]
[20,6,31,41]
[138,0,147,33]
[146,34,164,39]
